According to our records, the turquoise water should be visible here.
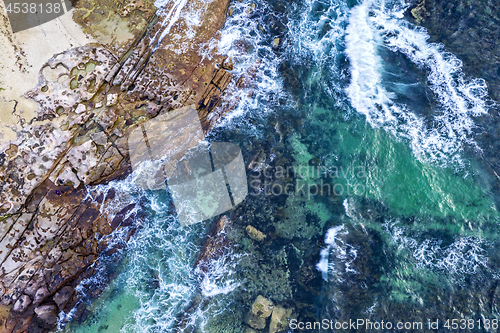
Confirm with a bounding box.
[63,0,500,331]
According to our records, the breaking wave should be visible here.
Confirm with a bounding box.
[385,220,491,281]
[345,0,490,167]
[317,224,358,282]
[288,0,491,167]
[207,0,291,135]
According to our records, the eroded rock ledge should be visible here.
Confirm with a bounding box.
[0,0,239,330]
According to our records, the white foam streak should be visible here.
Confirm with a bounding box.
[123,216,200,332]
[208,0,289,134]
[150,0,189,54]
[197,252,243,297]
[345,0,397,126]
[84,167,145,222]
[385,220,490,280]
[288,0,350,103]
[317,225,358,282]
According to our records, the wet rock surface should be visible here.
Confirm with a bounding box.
[34,305,57,329]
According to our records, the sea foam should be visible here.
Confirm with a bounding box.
[345,0,490,167]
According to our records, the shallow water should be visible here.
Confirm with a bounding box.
[64,0,500,331]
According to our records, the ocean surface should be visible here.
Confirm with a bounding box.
[62,0,500,331]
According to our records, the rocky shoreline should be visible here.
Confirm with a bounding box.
[0,0,237,330]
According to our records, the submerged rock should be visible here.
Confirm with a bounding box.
[252,295,274,318]
[269,306,292,333]
[410,0,429,24]
[272,38,280,49]
[245,311,266,330]
[246,225,267,242]
[245,328,259,333]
